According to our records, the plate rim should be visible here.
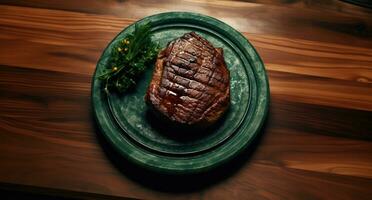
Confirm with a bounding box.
[91,11,270,174]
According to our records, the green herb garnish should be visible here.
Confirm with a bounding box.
[98,22,159,94]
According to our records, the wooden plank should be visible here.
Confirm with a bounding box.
[235,0,372,17]
[0,5,370,112]
[0,2,371,48]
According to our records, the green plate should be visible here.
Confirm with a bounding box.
[92,12,269,174]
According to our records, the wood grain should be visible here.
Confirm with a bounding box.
[0,0,371,199]
[240,0,372,16]
[2,0,372,47]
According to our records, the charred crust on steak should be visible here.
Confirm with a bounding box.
[145,32,230,128]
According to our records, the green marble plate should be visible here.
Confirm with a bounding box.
[92,12,269,174]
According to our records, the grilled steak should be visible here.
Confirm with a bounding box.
[145,32,230,127]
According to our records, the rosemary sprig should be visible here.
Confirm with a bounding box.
[98,22,159,94]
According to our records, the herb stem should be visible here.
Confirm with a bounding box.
[97,21,159,94]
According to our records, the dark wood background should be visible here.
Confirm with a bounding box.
[0,0,371,199]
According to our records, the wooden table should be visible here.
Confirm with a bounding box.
[0,0,371,199]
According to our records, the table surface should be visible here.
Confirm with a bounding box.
[0,0,371,199]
